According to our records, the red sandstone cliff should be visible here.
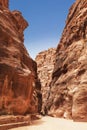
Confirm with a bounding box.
[46,0,87,121]
[0,0,41,115]
[0,0,9,8]
[35,48,56,115]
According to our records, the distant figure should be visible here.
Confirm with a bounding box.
[44,106,48,115]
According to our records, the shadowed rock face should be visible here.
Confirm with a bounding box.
[0,1,41,115]
[46,0,87,121]
[35,48,56,115]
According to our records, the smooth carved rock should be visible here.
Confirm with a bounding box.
[47,0,87,121]
[35,48,56,115]
[0,1,40,115]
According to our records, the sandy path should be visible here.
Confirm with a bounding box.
[10,116,87,130]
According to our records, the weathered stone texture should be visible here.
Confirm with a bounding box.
[47,0,87,121]
[0,1,40,115]
[0,0,9,8]
[35,48,56,114]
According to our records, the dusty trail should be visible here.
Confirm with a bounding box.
[10,116,87,130]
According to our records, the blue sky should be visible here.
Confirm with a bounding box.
[10,0,75,59]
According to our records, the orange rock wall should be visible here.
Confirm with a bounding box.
[47,0,87,121]
[35,48,56,115]
[0,0,41,115]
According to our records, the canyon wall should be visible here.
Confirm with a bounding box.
[0,0,41,115]
[46,0,87,121]
[35,48,56,115]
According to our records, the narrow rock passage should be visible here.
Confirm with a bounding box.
[11,116,87,130]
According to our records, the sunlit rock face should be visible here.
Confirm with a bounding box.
[35,48,56,115]
[47,0,87,121]
[0,0,41,115]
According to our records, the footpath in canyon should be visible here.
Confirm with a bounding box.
[10,116,87,130]
[0,0,87,129]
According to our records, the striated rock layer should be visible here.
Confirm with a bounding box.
[0,0,9,8]
[0,0,41,115]
[47,0,87,121]
[35,48,56,115]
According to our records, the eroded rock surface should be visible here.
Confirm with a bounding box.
[35,48,56,115]
[0,0,9,8]
[0,0,41,115]
[46,0,87,121]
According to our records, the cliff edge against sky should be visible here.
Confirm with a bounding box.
[46,0,87,121]
[0,0,41,115]
[36,0,87,122]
